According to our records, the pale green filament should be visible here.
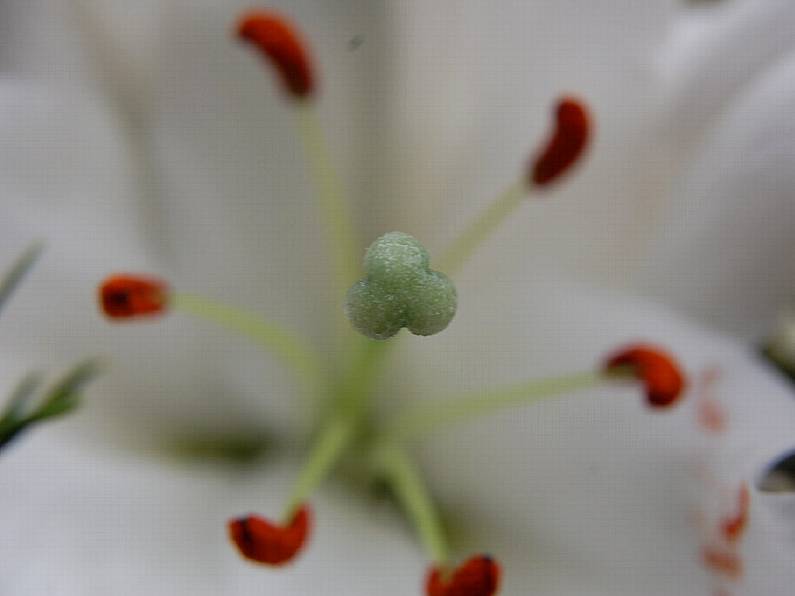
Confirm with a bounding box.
[346,232,457,340]
[438,180,527,276]
[283,335,394,519]
[284,413,356,520]
[373,442,450,564]
[388,370,611,442]
[295,103,359,294]
[172,293,325,400]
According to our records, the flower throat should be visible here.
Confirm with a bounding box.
[98,9,685,596]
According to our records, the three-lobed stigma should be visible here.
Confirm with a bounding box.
[345,232,457,340]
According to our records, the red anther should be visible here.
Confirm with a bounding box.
[237,10,315,99]
[721,484,750,543]
[99,274,168,319]
[701,546,743,580]
[530,96,591,187]
[228,504,311,566]
[604,343,686,408]
[426,555,501,596]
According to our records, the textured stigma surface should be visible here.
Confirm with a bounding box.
[346,232,457,340]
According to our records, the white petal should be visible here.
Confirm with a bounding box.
[6,278,792,595]
[395,275,795,594]
[375,0,682,286]
[645,50,795,339]
[0,429,422,596]
[0,77,314,448]
[657,0,795,154]
[0,1,403,447]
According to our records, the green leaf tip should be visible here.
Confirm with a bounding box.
[345,232,457,340]
[0,241,44,315]
[0,359,102,452]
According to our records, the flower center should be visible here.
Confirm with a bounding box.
[93,9,686,595]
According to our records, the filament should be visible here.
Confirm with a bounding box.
[374,442,450,564]
[294,103,359,298]
[438,180,526,276]
[172,293,326,401]
[389,370,615,442]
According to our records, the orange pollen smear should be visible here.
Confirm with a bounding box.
[697,394,728,433]
[99,274,169,320]
[426,555,501,596]
[228,504,312,566]
[604,343,686,408]
[701,546,743,580]
[530,96,591,187]
[721,484,750,543]
[237,10,315,99]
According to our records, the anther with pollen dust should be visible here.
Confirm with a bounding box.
[604,343,686,408]
[237,10,315,99]
[426,555,501,596]
[529,96,590,187]
[228,504,311,566]
[99,274,169,320]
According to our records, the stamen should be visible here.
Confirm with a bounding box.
[237,10,314,99]
[439,97,592,276]
[346,232,457,340]
[373,442,450,565]
[426,555,501,596]
[236,9,358,322]
[228,504,311,566]
[99,274,169,319]
[390,348,681,441]
[171,293,325,400]
[604,344,686,408]
[529,97,591,187]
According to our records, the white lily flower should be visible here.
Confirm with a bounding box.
[0,1,793,595]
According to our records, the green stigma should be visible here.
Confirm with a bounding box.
[345,232,457,340]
